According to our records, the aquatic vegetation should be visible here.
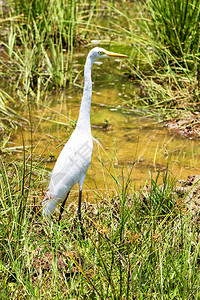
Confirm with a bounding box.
[1,0,199,112]
[3,0,114,91]
[142,0,200,108]
[2,0,78,90]
[147,0,200,63]
[0,156,200,298]
[0,89,27,133]
[1,2,200,297]
[108,0,199,113]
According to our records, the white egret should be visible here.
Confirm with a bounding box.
[42,47,128,236]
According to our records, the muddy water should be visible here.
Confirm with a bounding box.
[11,56,200,204]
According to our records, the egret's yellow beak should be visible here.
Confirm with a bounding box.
[105,50,129,58]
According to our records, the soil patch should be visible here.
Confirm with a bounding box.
[165,111,200,139]
[176,175,200,214]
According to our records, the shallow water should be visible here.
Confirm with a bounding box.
[7,54,200,204]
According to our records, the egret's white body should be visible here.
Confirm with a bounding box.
[42,47,128,221]
[43,129,93,216]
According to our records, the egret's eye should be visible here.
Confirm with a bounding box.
[98,51,104,55]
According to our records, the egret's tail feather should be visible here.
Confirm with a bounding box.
[42,193,57,218]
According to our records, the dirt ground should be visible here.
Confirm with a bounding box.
[165,111,200,139]
[164,111,200,212]
[176,175,200,214]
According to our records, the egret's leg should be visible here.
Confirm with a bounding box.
[59,192,69,222]
[78,189,82,221]
[78,189,85,240]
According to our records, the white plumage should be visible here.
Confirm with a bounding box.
[42,47,128,224]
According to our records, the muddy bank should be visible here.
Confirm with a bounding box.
[177,175,200,214]
[165,111,200,139]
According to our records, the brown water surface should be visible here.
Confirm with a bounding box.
[9,57,200,204]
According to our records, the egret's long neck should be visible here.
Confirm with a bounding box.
[76,56,94,132]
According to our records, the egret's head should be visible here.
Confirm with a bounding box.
[89,47,128,60]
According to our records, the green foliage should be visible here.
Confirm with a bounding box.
[3,0,78,90]
[3,0,122,92]
[147,0,200,62]
[111,0,200,110]
[0,155,200,298]
[0,89,27,131]
[1,2,200,297]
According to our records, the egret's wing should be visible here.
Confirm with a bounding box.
[48,132,93,197]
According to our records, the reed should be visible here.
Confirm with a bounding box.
[109,0,199,112]
[0,150,200,298]
[1,2,200,297]
[2,0,80,91]
[147,0,200,64]
[0,89,28,132]
[2,0,117,92]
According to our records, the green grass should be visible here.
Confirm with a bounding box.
[1,154,200,299]
[1,0,199,113]
[106,0,199,115]
[1,2,200,298]
[146,0,200,62]
[0,89,28,134]
[2,0,78,91]
[1,0,124,93]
